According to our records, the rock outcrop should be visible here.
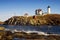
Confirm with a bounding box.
[3,14,60,25]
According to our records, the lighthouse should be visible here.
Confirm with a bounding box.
[47,6,51,14]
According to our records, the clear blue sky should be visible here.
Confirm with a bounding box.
[0,0,60,21]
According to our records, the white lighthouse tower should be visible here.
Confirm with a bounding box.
[47,6,51,14]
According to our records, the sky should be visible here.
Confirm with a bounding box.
[0,0,60,21]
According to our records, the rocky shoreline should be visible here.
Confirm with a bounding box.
[0,30,60,40]
[4,14,60,26]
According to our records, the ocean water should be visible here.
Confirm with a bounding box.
[1,25,60,34]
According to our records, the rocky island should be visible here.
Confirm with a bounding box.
[3,14,60,26]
